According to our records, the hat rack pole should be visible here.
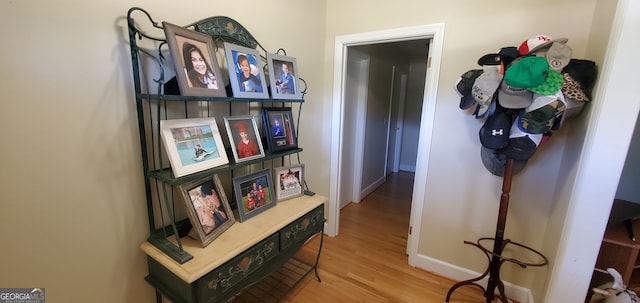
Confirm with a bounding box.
[446,158,548,303]
[485,157,514,302]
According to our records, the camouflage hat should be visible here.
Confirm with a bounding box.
[518,91,566,134]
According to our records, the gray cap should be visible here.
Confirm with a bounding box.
[480,146,527,177]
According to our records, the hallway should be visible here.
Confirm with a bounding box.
[284,171,488,302]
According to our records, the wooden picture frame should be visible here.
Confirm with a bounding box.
[266,53,303,100]
[233,168,275,222]
[223,115,265,163]
[223,42,269,99]
[160,117,229,178]
[178,175,235,247]
[262,107,298,152]
[163,22,227,97]
[274,164,305,202]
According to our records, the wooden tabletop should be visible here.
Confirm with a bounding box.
[140,194,327,283]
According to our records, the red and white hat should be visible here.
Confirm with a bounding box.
[518,35,569,55]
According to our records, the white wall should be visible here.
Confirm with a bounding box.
[399,57,426,172]
[615,113,640,202]
[1,0,636,302]
[0,1,326,302]
[339,48,367,207]
[353,45,408,196]
[543,0,640,300]
[359,47,392,194]
[322,0,610,301]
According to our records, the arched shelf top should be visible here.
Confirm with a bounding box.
[191,16,265,52]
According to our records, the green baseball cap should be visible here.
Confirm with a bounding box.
[528,69,563,95]
[504,56,549,88]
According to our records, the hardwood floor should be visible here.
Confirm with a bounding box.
[282,171,491,303]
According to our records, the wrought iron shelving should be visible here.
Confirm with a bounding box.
[127,7,309,264]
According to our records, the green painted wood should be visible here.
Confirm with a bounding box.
[144,204,324,303]
[192,16,261,50]
[280,205,324,251]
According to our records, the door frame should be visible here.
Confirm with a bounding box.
[328,23,445,266]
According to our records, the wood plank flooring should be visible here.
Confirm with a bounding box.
[282,171,492,303]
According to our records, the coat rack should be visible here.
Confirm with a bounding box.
[446,159,549,303]
[448,34,597,302]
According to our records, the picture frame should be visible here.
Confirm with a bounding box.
[178,175,235,247]
[223,42,269,99]
[232,168,276,222]
[262,107,298,152]
[160,117,229,178]
[163,22,227,97]
[266,53,303,100]
[274,164,305,202]
[223,115,266,163]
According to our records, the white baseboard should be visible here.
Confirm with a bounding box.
[399,164,416,172]
[360,176,386,199]
[413,253,534,303]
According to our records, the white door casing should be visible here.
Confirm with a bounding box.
[328,23,445,268]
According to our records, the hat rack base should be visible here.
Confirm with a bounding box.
[445,158,549,303]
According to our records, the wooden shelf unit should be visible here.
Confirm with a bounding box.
[594,219,640,290]
[126,7,322,302]
[141,195,326,303]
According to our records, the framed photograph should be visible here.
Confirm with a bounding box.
[160,117,229,178]
[163,22,227,97]
[266,53,303,100]
[223,115,266,163]
[223,42,269,99]
[274,164,305,202]
[262,107,298,152]
[179,175,235,247]
[233,169,275,222]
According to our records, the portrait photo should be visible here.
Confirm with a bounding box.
[179,175,235,247]
[160,117,229,178]
[223,115,266,163]
[262,107,298,153]
[270,113,286,138]
[267,53,303,100]
[223,42,269,99]
[163,22,226,97]
[232,169,275,222]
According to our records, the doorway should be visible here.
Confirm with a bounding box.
[346,41,427,200]
[328,23,445,267]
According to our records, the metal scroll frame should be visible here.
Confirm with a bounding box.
[126,7,310,264]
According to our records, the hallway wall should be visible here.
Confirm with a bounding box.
[322,1,621,301]
[399,56,427,172]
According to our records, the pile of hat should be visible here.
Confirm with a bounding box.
[454,35,597,176]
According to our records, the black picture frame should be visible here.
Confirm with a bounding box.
[262,107,298,153]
